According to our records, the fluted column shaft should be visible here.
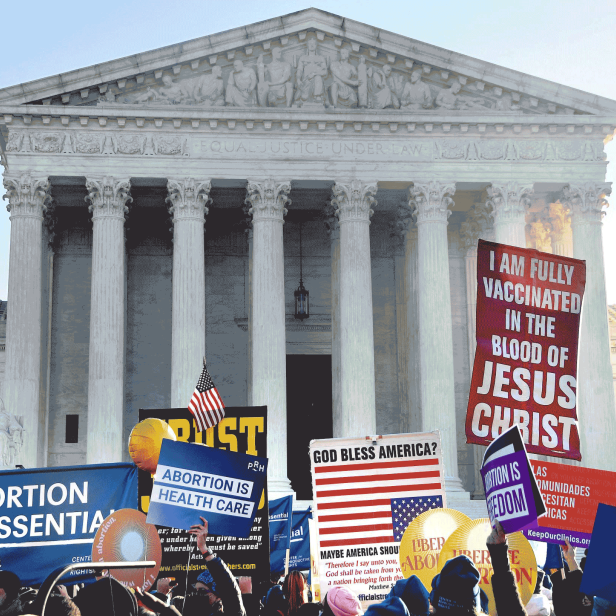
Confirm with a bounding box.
[246,180,291,494]
[167,179,211,408]
[3,173,50,468]
[332,180,378,436]
[489,182,533,248]
[411,181,461,490]
[325,211,342,437]
[564,183,616,471]
[85,177,131,464]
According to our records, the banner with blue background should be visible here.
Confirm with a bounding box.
[288,508,311,571]
[0,463,137,585]
[269,495,293,573]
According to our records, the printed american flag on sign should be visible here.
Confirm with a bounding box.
[188,362,225,432]
[312,438,445,549]
[391,496,443,541]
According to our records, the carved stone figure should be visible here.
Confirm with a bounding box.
[226,60,258,107]
[294,38,328,106]
[435,81,463,110]
[368,64,400,109]
[191,66,225,106]
[0,399,23,469]
[156,75,187,104]
[357,57,368,108]
[330,48,359,108]
[257,48,293,107]
[100,89,116,104]
[494,93,521,112]
[400,69,432,110]
[528,219,552,252]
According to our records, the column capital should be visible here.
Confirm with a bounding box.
[245,179,291,222]
[561,182,611,224]
[487,182,533,223]
[166,178,212,223]
[331,179,378,224]
[85,176,132,221]
[3,172,51,219]
[545,202,572,243]
[409,181,456,224]
[323,202,340,239]
[459,200,492,254]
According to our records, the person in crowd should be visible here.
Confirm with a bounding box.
[151,578,178,606]
[263,584,286,616]
[43,594,81,616]
[0,571,24,616]
[485,520,527,616]
[549,540,586,616]
[296,602,323,616]
[281,572,308,616]
[72,577,138,616]
[321,587,363,616]
[430,555,489,615]
[524,569,551,616]
[364,596,409,616]
[387,575,430,616]
[184,516,246,616]
[135,587,182,616]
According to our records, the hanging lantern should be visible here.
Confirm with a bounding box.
[294,221,309,320]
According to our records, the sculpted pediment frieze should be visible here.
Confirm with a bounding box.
[24,35,584,116]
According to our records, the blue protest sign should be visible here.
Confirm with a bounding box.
[147,440,267,537]
[269,495,293,573]
[0,463,137,586]
[288,509,311,571]
[580,503,616,603]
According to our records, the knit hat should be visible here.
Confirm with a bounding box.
[364,596,409,616]
[525,593,551,616]
[0,571,21,604]
[429,556,481,611]
[74,577,137,616]
[387,576,430,616]
[327,587,364,616]
[197,569,217,593]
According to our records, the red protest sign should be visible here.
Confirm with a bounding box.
[465,240,585,460]
[525,460,616,548]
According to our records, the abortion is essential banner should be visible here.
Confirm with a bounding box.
[466,239,585,460]
[269,495,293,573]
[0,463,137,585]
[310,432,445,606]
[524,460,616,548]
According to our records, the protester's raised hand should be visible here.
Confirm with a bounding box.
[562,539,579,571]
[486,520,506,546]
[189,516,210,554]
[135,587,167,611]
[55,585,70,599]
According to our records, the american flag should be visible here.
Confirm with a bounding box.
[188,363,225,432]
[391,496,443,541]
[313,445,445,548]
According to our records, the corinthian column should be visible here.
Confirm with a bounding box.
[3,173,51,468]
[245,179,292,494]
[410,181,462,491]
[324,205,342,436]
[85,177,132,464]
[331,180,378,437]
[459,201,493,497]
[167,179,211,408]
[562,183,616,471]
[488,182,533,248]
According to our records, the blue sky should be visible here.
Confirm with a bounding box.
[1,0,615,301]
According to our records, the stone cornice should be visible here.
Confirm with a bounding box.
[1,9,616,116]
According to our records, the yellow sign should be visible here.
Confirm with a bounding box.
[399,508,471,591]
[437,518,537,616]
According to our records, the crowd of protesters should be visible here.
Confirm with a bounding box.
[1,518,613,616]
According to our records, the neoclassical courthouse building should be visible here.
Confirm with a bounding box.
[0,9,615,513]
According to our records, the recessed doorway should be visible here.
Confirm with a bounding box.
[286,355,333,500]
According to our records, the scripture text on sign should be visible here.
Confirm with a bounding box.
[465,239,585,460]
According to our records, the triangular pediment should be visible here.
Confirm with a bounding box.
[1,8,615,117]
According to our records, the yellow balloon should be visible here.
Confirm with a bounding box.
[437,518,537,616]
[128,418,176,473]
[399,508,471,592]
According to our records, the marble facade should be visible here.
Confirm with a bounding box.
[1,9,616,515]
